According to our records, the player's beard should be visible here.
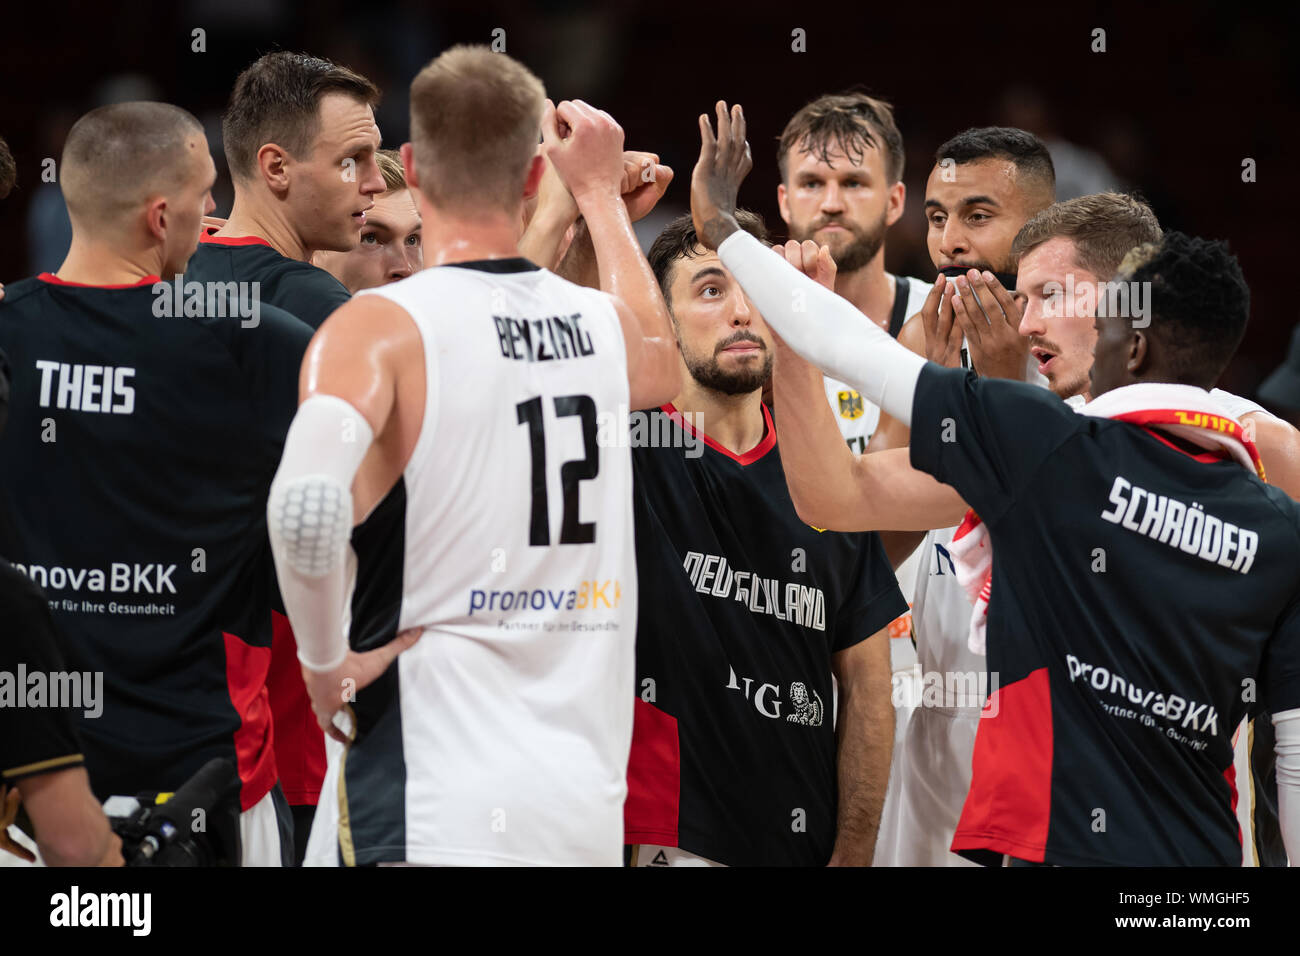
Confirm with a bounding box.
[791,208,888,275]
[682,331,773,396]
[1053,365,1092,401]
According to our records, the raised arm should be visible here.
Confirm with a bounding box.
[542,101,679,409]
[757,232,966,533]
[690,101,925,428]
[771,313,967,532]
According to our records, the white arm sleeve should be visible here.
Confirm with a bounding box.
[717,229,928,427]
[1273,708,1300,863]
[267,394,375,672]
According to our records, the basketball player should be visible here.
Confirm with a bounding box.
[871,126,1057,451]
[850,128,1055,865]
[776,93,934,766]
[624,211,904,866]
[314,148,422,293]
[776,92,933,456]
[691,101,1300,864]
[999,192,1300,865]
[271,46,679,867]
[1010,194,1300,499]
[184,51,385,864]
[1,550,122,865]
[188,51,384,329]
[0,102,311,865]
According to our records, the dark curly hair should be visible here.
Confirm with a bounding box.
[648,210,769,308]
[1116,231,1250,387]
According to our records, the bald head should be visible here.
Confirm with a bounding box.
[61,102,206,229]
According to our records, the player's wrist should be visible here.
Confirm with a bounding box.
[299,647,347,675]
[531,195,579,231]
[571,185,625,216]
[698,211,739,250]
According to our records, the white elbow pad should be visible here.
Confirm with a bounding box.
[269,473,353,577]
[267,394,375,671]
[268,394,375,575]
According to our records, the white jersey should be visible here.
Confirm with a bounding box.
[820,276,931,796]
[876,385,1280,866]
[821,275,931,675]
[306,258,636,867]
[874,523,980,866]
[822,275,932,455]
[1211,388,1281,864]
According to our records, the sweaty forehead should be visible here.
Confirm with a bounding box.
[312,93,381,152]
[667,247,728,294]
[789,139,881,177]
[925,157,1022,208]
[369,188,421,229]
[1017,236,1098,290]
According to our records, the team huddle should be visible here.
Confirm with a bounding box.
[1,44,1297,868]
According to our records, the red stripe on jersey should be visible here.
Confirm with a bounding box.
[1140,426,1225,464]
[268,611,326,805]
[951,667,1053,862]
[1224,759,1241,849]
[661,402,776,465]
[200,232,272,247]
[624,698,681,847]
[222,633,277,811]
[37,272,162,288]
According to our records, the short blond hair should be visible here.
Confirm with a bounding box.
[376,148,406,192]
[408,45,544,213]
[1012,192,1162,279]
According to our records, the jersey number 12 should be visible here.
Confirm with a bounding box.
[516,395,599,545]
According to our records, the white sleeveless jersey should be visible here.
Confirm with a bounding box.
[307,259,636,867]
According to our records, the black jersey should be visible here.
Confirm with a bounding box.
[625,405,907,866]
[910,365,1300,866]
[0,558,85,784]
[184,233,350,330]
[184,230,350,809]
[0,273,312,808]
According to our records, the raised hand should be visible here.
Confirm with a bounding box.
[541,98,626,206]
[919,275,965,368]
[620,150,673,222]
[773,239,837,291]
[951,269,1029,381]
[690,100,752,249]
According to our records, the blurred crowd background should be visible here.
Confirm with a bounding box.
[0,0,1295,395]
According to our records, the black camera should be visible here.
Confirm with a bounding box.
[106,758,242,866]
